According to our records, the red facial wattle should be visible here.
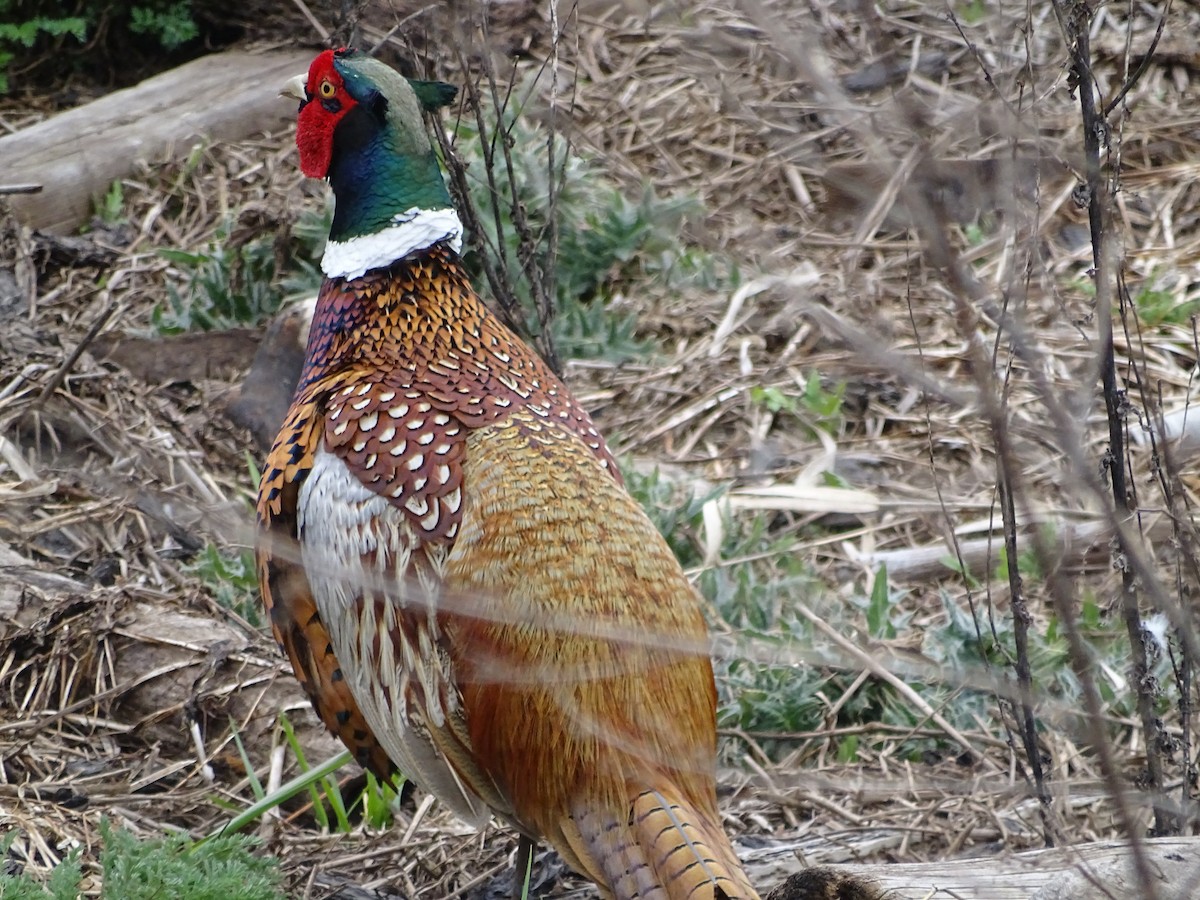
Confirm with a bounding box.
[295,49,357,178]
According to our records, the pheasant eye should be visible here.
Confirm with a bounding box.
[318,80,336,99]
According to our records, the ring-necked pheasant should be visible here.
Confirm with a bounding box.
[257,47,759,900]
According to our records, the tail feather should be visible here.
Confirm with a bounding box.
[568,788,760,900]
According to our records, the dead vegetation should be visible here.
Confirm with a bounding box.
[2,0,1199,897]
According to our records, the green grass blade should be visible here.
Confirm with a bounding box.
[209,749,352,840]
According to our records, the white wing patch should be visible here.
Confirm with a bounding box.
[297,446,488,826]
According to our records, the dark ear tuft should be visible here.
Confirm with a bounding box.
[408,79,458,111]
[366,88,389,121]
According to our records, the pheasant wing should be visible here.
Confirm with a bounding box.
[256,401,396,780]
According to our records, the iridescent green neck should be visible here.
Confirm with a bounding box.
[327,108,453,242]
[325,52,455,243]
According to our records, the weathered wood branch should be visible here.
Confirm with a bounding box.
[0,48,312,233]
[746,834,1200,900]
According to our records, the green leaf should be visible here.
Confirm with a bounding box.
[836,734,859,762]
[0,16,87,47]
[940,554,981,590]
[129,3,197,50]
[159,248,209,266]
[101,820,284,900]
[867,564,896,639]
[213,747,353,839]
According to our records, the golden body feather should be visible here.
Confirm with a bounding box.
[257,248,758,900]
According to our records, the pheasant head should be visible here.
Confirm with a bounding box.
[285,48,460,279]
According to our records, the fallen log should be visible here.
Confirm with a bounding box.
[748,834,1200,900]
[0,47,312,234]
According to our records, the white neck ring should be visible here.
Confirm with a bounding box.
[321,207,464,280]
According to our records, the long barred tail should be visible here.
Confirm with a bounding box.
[567,788,760,900]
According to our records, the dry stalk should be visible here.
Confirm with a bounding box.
[1051,0,1171,841]
[943,6,1055,840]
[427,0,576,374]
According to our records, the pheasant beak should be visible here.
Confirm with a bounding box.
[281,73,308,102]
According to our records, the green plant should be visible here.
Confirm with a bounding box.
[958,0,988,25]
[836,732,860,762]
[0,824,283,900]
[215,712,405,837]
[187,544,260,626]
[1133,282,1199,327]
[216,746,352,837]
[720,653,833,741]
[944,526,1056,589]
[358,769,403,831]
[96,179,127,226]
[454,109,729,363]
[622,465,1063,760]
[0,8,85,93]
[127,1,196,49]
[291,198,331,260]
[940,553,982,590]
[749,374,845,439]
[155,238,280,333]
[923,590,1129,709]
[153,210,323,334]
[0,832,83,900]
[278,712,353,832]
[866,564,898,639]
[1071,273,1097,298]
[100,822,283,900]
[994,539,1046,583]
[621,465,723,568]
[0,2,199,94]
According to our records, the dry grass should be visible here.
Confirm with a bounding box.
[2,0,1199,897]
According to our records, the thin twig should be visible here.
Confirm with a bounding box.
[1055,0,1171,841]
[479,12,561,373]
[1104,0,1172,116]
[29,292,118,412]
[792,596,989,765]
[289,0,330,42]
